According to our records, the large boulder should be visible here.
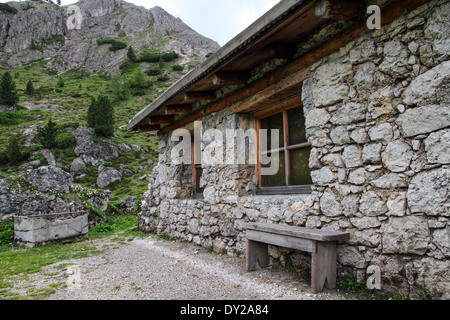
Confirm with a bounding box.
[97,166,122,189]
[73,126,119,166]
[25,166,73,193]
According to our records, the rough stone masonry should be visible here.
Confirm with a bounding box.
[139,0,450,299]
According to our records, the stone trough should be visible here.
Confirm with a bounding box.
[14,211,89,247]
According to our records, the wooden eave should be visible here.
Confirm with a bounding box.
[128,0,430,135]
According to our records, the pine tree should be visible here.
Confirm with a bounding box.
[37,119,59,149]
[26,80,34,95]
[0,72,19,106]
[57,75,65,88]
[127,46,137,62]
[87,95,114,137]
[158,55,164,70]
[87,96,98,128]
[5,136,23,165]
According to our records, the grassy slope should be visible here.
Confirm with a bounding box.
[0,50,190,203]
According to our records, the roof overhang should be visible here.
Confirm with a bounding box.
[127,0,430,135]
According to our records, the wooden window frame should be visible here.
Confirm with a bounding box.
[191,135,204,199]
[254,103,312,195]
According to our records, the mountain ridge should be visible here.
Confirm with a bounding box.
[0,0,220,75]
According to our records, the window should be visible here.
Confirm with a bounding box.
[256,105,312,194]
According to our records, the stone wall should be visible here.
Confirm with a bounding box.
[139,0,449,299]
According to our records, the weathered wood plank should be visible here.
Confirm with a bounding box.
[311,242,337,293]
[246,229,317,253]
[212,72,251,86]
[166,105,193,115]
[227,68,310,115]
[243,222,349,242]
[184,91,216,102]
[138,124,161,132]
[149,115,175,125]
[246,239,269,271]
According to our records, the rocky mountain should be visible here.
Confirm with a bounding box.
[0,0,220,228]
[0,0,220,75]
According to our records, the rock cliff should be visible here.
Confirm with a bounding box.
[0,0,220,75]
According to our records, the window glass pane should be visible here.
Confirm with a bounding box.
[261,151,286,187]
[259,112,284,148]
[288,106,308,145]
[290,147,313,185]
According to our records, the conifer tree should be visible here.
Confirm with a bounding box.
[37,119,59,149]
[57,75,65,88]
[87,95,114,137]
[158,55,164,70]
[0,72,19,106]
[87,96,97,128]
[5,136,23,165]
[127,46,137,62]
[26,80,34,95]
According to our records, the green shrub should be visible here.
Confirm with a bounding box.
[137,50,180,63]
[0,221,14,246]
[109,41,127,52]
[172,64,184,72]
[157,75,170,82]
[137,50,160,63]
[0,110,26,125]
[146,68,161,76]
[0,3,18,14]
[57,75,65,88]
[97,38,127,52]
[161,51,180,62]
[55,132,75,149]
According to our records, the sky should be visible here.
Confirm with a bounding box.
[1,0,281,46]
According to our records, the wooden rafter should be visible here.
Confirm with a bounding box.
[166,105,193,115]
[212,72,251,86]
[184,91,216,102]
[149,115,175,125]
[154,0,430,136]
[227,68,310,115]
[138,124,161,133]
[263,43,297,59]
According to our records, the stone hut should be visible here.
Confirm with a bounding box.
[128,0,449,299]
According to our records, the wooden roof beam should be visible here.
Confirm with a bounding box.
[157,0,430,137]
[184,91,216,102]
[227,68,310,115]
[149,115,175,125]
[138,124,161,133]
[166,105,193,115]
[263,43,297,60]
[212,72,251,86]
[315,0,366,21]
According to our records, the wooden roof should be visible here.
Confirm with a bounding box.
[128,0,428,135]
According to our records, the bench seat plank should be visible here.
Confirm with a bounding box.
[247,229,317,253]
[243,222,350,242]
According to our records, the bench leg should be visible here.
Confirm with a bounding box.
[246,240,269,271]
[311,242,337,293]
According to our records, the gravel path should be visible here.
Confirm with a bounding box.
[17,235,352,300]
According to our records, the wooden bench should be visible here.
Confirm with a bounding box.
[243,222,350,293]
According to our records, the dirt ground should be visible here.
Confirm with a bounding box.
[10,234,357,301]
